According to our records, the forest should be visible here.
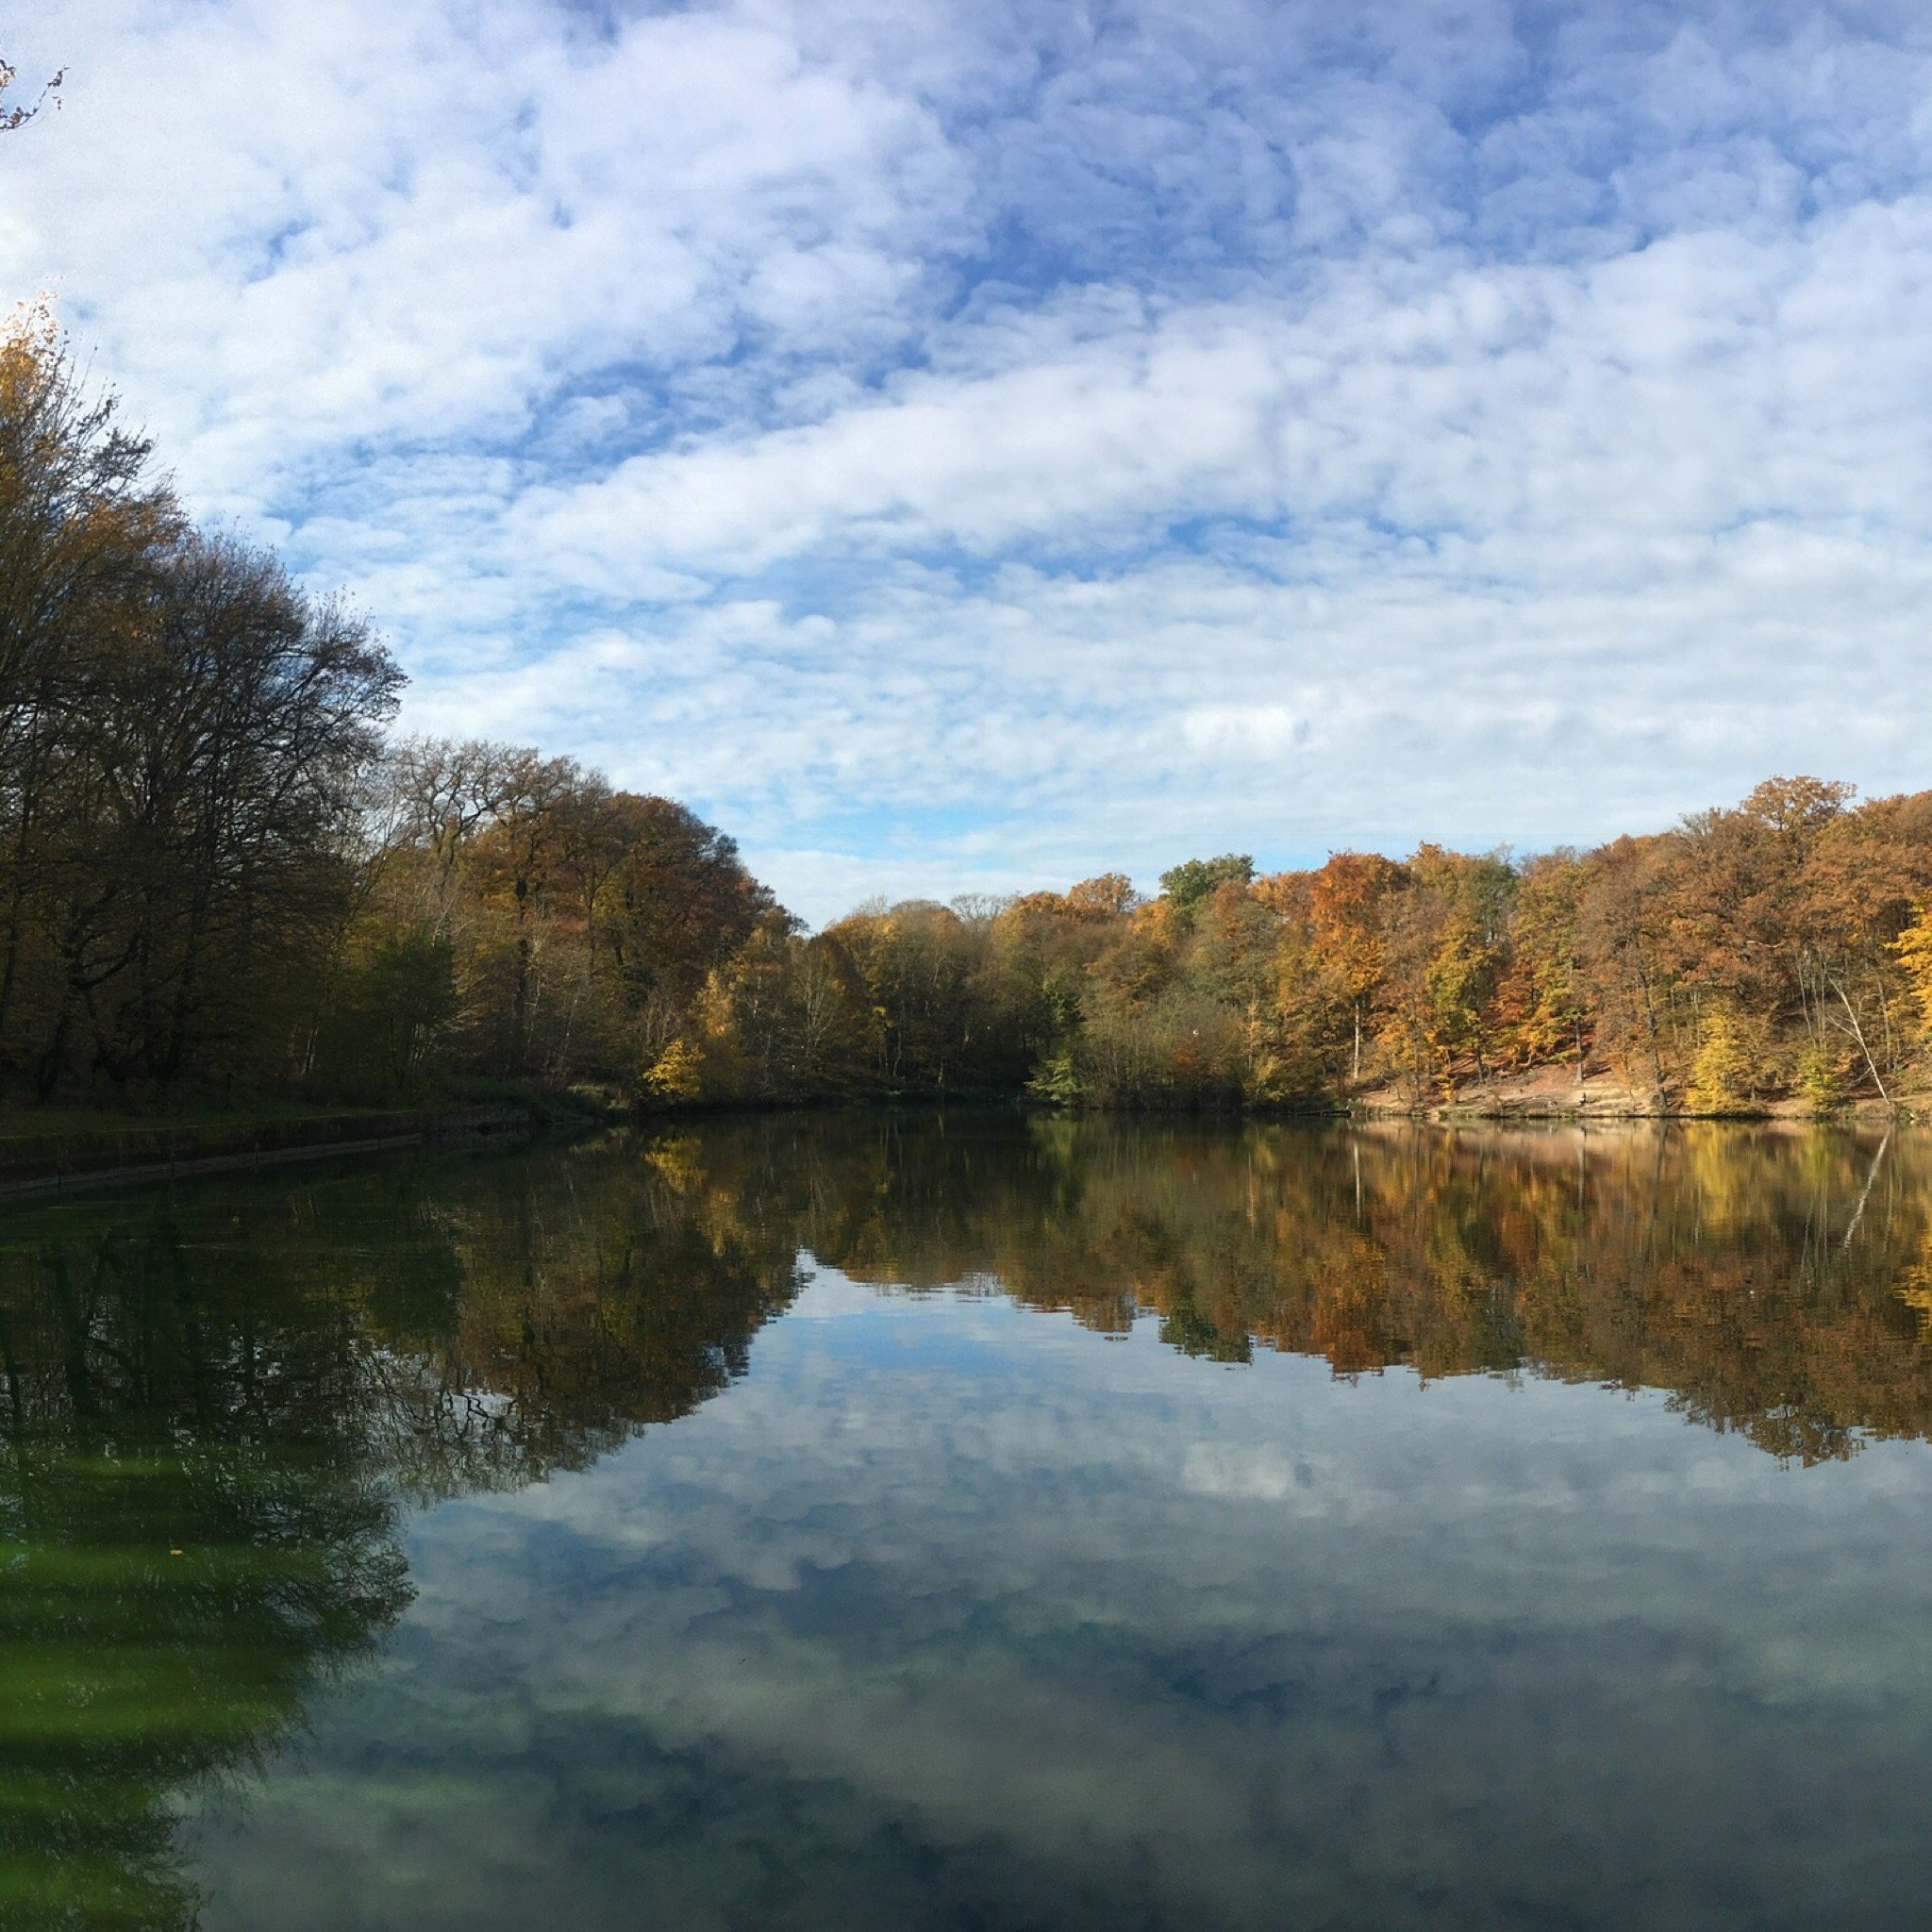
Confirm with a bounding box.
[6,306,1932,1119]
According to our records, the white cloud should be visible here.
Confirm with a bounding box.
[2,0,967,494]
[528,199,1932,585]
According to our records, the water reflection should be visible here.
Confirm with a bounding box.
[798,1118,1932,1462]
[0,1139,804,1929]
[0,1119,1929,1929]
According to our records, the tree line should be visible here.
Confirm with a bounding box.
[947,780,1932,1114]
[7,306,1932,1115]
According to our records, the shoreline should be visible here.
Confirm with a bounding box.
[0,1104,537,1204]
[2,1087,1914,1203]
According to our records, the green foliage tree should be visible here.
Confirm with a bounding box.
[1158,853,1255,919]
[317,924,458,1091]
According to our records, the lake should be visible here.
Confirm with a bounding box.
[3,1115,1930,1930]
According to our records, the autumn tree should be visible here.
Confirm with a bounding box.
[1892,900,1932,1060]
[1307,853,1403,1085]
[1576,836,1673,1102]
[1495,851,1589,1074]
[13,525,398,1095]
[0,306,183,1080]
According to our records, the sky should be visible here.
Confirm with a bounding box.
[4,0,1932,924]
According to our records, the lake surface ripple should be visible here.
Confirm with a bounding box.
[3,1117,1929,1930]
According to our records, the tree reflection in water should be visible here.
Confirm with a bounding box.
[1,1117,1930,1926]
[0,1140,804,1929]
[794,1116,1932,1462]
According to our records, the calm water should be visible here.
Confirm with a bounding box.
[4,1117,1931,1931]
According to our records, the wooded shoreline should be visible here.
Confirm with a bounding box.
[7,310,1932,1125]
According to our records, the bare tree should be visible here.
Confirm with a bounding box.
[0,58,61,131]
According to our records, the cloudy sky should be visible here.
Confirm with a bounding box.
[4,1,1932,921]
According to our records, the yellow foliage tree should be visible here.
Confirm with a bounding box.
[1688,1003,1757,1114]
[1891,900,1932,1043]
[642,1038,705,1104]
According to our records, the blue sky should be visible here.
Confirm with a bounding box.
[6,1,1932,923]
